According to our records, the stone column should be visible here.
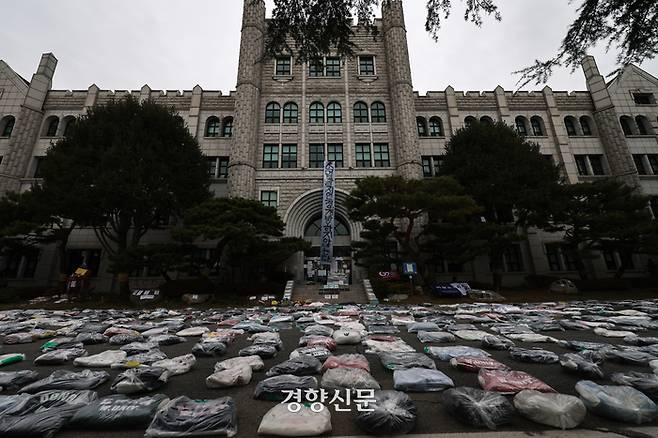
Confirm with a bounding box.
[228,0,266,199]
[382,0,422,179]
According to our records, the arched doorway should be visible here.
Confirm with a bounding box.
[303,215,352,283]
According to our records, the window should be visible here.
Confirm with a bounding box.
[207,157,218,177]
[309,59,324,77]
[464,116,477,127]
[530,116,544,136]
[205,116,220,137]
[275,57,291,76]
[633,93,655,105]
[545,244,562,271]
[62,116,75,137]
[326,102,342,124]
[371,102,386,123]
[373,143,390,167]
[260,191,278,208]
[651,196,658,218]
[358,56,375,75]
[575,155,589,176]
[545,244,578,271]
[283,102,298,124]
[636,116,653,135]
[564,116,578,136]
[309,102,324,124]
[353,102,369,123]
[309,144,324,168]
[421,155,442,177]
[416,117,427,136]
[355,143,371,167]
[262,144,279,168]
[0,116,15,137]
[281,144,297,168]
[44,116,59,137]
[428,117,444,137]
[503,245,524,272]
[515,116,528,136]
[1,249,39,279]
[603,251,617,271]
[648,155,658,174]
[620,116,635,136]
[580,116,593,136]
[325,57,341,77]
[265,102,281,124]
[589,155,605,175]
[222,117,233,137]
[327,144,343,167]
[634,155,647,175]
[480,116,494,126]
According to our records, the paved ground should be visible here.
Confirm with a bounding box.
[1,308,658,437]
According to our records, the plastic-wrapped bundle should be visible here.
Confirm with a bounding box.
[478,369,555,394]
[610,372,658,400]
[175,326,210,337]
[144,396,237,437]
[560,353,604,379]
[232,321,275,333]
[34,348,87,365]
[424,346,490,362]
[560,340,609,352]
[249,332,282,349]
[305,336,337,351]
[363,337,415,354]
[214,355,264,372]
[481,335,514,350]
[594,327,635,338]
[290,346,331,362]
[322,354,370,373]
[513,390,586,429]
[509,347,559,364]
[0,371,39,392]
[258,403,332,436]
[355,390,416,435]
[203,329,242,345]
[575,380,658,424]
[152,354,196,376]
[111,350,168,370]
[0,353,25,366]
[450,356,509,372]
[39,337,75,352]
[75,332,108,345]
[624,335,658,346]
[393,368,453,392]
[149,334,186,346]
[378,352,436,371]
[192,341,227,357]
[417,331,455,343]
[121,342,159,355]
[407,322,440,333]
[109,334,145,345]
[368,325,399,335]
[269,314,293,324]
[443,387,514,429]
[111,367,169,394]
[254,375,318,401]
[238,344,277,359]
[3,332,33,344]
[332,329,362,345]
[303,325,334,337]
[606,349,658,366]
[206,366,252,388]
[560,320,591,331]
[74,350,127,367]
[391,315,414,326]
[0,390,98,438]
[651,359,658,373]
[69,394,169,429]
[505,333,556,343]
[321,368,380,391]
[453,330,491,341]
[19,369,110,393]
[266,355,322,377]
[104,327,140,337]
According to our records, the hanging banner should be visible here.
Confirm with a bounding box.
[320,160,336,266]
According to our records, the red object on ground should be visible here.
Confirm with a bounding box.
[366,335,398,342]
[306,336,337,351]
[478,369,555,394]
[450,356,510,372]
[322,354,371,373]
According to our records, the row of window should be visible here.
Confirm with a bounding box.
[574,154,607,176]
[264,101,386,124]
[261,143,391,169]
[620,115,657,137]
[275,55,376,77]
[1,115,74,139]
[633,154,658,175]
[546,243,634,272]
[204,117,233,138]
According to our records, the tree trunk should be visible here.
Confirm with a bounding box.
[117,272,130,297]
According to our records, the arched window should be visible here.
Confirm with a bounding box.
[636,115,653,136]
[222,117,234,137]
[464,116,477,127]
[43,116,60,137]
[282,102,298,124]
[353,102,369,123]
[371,102,386,123]
[304,216,350,237]
[515,116,528,136]
[620,116,635,136]
[580,116,594,136]
[309,102,324,124]
[327,102,342,124]
[205,116,220,137]
[564,116,578,136]
[0,115,15,138]
[429,117,444,137]
[480,116,494,126]
[530,116,544,136]
[417,116,428,136]
[62,116,76,137]
[265,102,281,124]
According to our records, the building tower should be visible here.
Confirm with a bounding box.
[228,0,266,199]
[581,56,639,186]
[382,0,422,179]
[0,53,57,195]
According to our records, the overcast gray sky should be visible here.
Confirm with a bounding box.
[2,0,657,93]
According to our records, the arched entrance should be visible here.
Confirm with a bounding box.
[303,215,352,283]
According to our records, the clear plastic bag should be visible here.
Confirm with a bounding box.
[417,331,455,343]
[175,326,210,337]
[249,332,282,349]
[407,322,440,333]
[121,341,159,355]
[378,352,436,371]
[332,329,362,345]
[74,350,127,367]
[0,371,39,392]
[266,355,322,377]
[443,387,514,429]
[144,396,238,437]
[560,353,604,379]
[111,367,169,394]
[606,349,658,366]
[258,403,332,436]
[481,335,514,350]
[192,341,227,357]
[450,356,509,372]
[393,367,453,392]
[206,365,252,388]
[303,325,334,337]
[19,369,109,393]
[152,354,196,376]
[363,337,415,354]
[453,330,490,341]
[611,371,658,400]
[424,346,490,361]
[34,348,87,365]
[74,332,108,345]
[322,354,370,373]
[478,369,555,394]
[320,368,380,391]
[149,334,186,346]
[254,375,318,401]
[109,334,145,345]
[355,390,416,435]
[575,380,658,424]
[289,346,331,362]
[238,344,277,359]
[509,347,559,364]
[214,355,264,372]
[69,394,169,429]
[513,390,586,429]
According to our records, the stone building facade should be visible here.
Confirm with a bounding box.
[1,0,658,291]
